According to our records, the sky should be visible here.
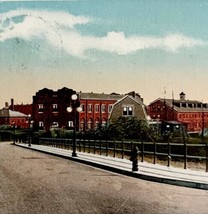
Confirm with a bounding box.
[1,0,208,107]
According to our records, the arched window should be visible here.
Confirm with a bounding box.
[87,119,93,129]
[95,118,100,129]
[80,118,85,131]
[102,118,107,127]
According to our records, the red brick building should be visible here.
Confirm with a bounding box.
[148,92,208,133]
[0,108,29,128]
[31,87,145,132]
[78,92,124,130]
[32,87,79,131]
[9,99,32,116]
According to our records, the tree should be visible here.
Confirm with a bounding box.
[107,116,149,140]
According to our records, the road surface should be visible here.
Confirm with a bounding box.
[0,142,208,214]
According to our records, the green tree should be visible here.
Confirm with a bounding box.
[108,116,149,140]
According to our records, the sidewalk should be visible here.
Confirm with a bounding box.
[15,143,208,190]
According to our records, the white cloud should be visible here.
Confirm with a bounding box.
[0,9,205,58]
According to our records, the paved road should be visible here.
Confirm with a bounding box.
[0,142,208,214]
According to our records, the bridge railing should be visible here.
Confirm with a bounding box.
[37,138,208,172]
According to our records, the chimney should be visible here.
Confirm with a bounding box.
[127,91,136,98]
[11,99,14,111]
[5,102,9,108]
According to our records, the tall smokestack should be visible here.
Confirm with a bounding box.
[11,99,14,110]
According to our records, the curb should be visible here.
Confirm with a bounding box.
[14,144,208,190]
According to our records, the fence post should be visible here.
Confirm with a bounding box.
[141,140,144,162]
[80,139,82,152]
[184,142,187,169]
[83,138,86,153]
[94,138,96,154]
[106,139,108,156]
[114,140,116,158]
[153,142,156,164]
[88,139,90,153]
[122,140,124,159]
[99,139,102,155]
[131,141,133,151]
[167,141,171,167]
[206,143,208,172]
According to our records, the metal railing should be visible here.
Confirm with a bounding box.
[38,138,208,172]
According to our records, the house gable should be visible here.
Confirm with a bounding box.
[109,95,147,123]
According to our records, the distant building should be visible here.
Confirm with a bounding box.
[8,99,32,116]
[0,108,29,128]
[32,87,78,131]
[31,87,145,132]
[148,92,208,133]
[78,92,124,130]
[78,91,145,131]
[109,95,147,123]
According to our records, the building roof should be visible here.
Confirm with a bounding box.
[0,108,28,118]
[79,92,124,100]
[109,95,148,120]
[149,98,208,113]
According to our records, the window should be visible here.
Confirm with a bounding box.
[68,121,74,127]
[80,118,85,131]
[88,104,92,112]
[87,119,93,129]
[38,104,44,109]
[52,122,59,128]
[39,121,44,127]
[38,104,44,113]
[123,106,133,116]
[102,119,107,127]
[81,104,85,112]
[108,105,113,113]
[52,104,58,111]
[102,104,106,113]
[95,119,100,128]
[95,104,99,113]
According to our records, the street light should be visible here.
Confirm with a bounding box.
[67,94,82,157]
[12,121,16,145]
[28,114,34,147]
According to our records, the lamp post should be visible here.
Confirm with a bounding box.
[28,114,33,147]
[67,94,82,157]
[12,122,16,144]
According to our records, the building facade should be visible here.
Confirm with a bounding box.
[9,98,32,116]
[109,95,147,123]
[78,92,124,130]
[148,92,208,133]
[32,87,79,131]
[31,87,146,132]
[0,108,29,128]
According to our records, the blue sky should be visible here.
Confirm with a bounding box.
[1,0,208,107]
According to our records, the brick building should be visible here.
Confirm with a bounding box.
[78,92,124,130]
[31,87,145,132]
[148,92,208,133]
[8,99,32,116]
[32,87,79,131]
[0,108,29,128]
